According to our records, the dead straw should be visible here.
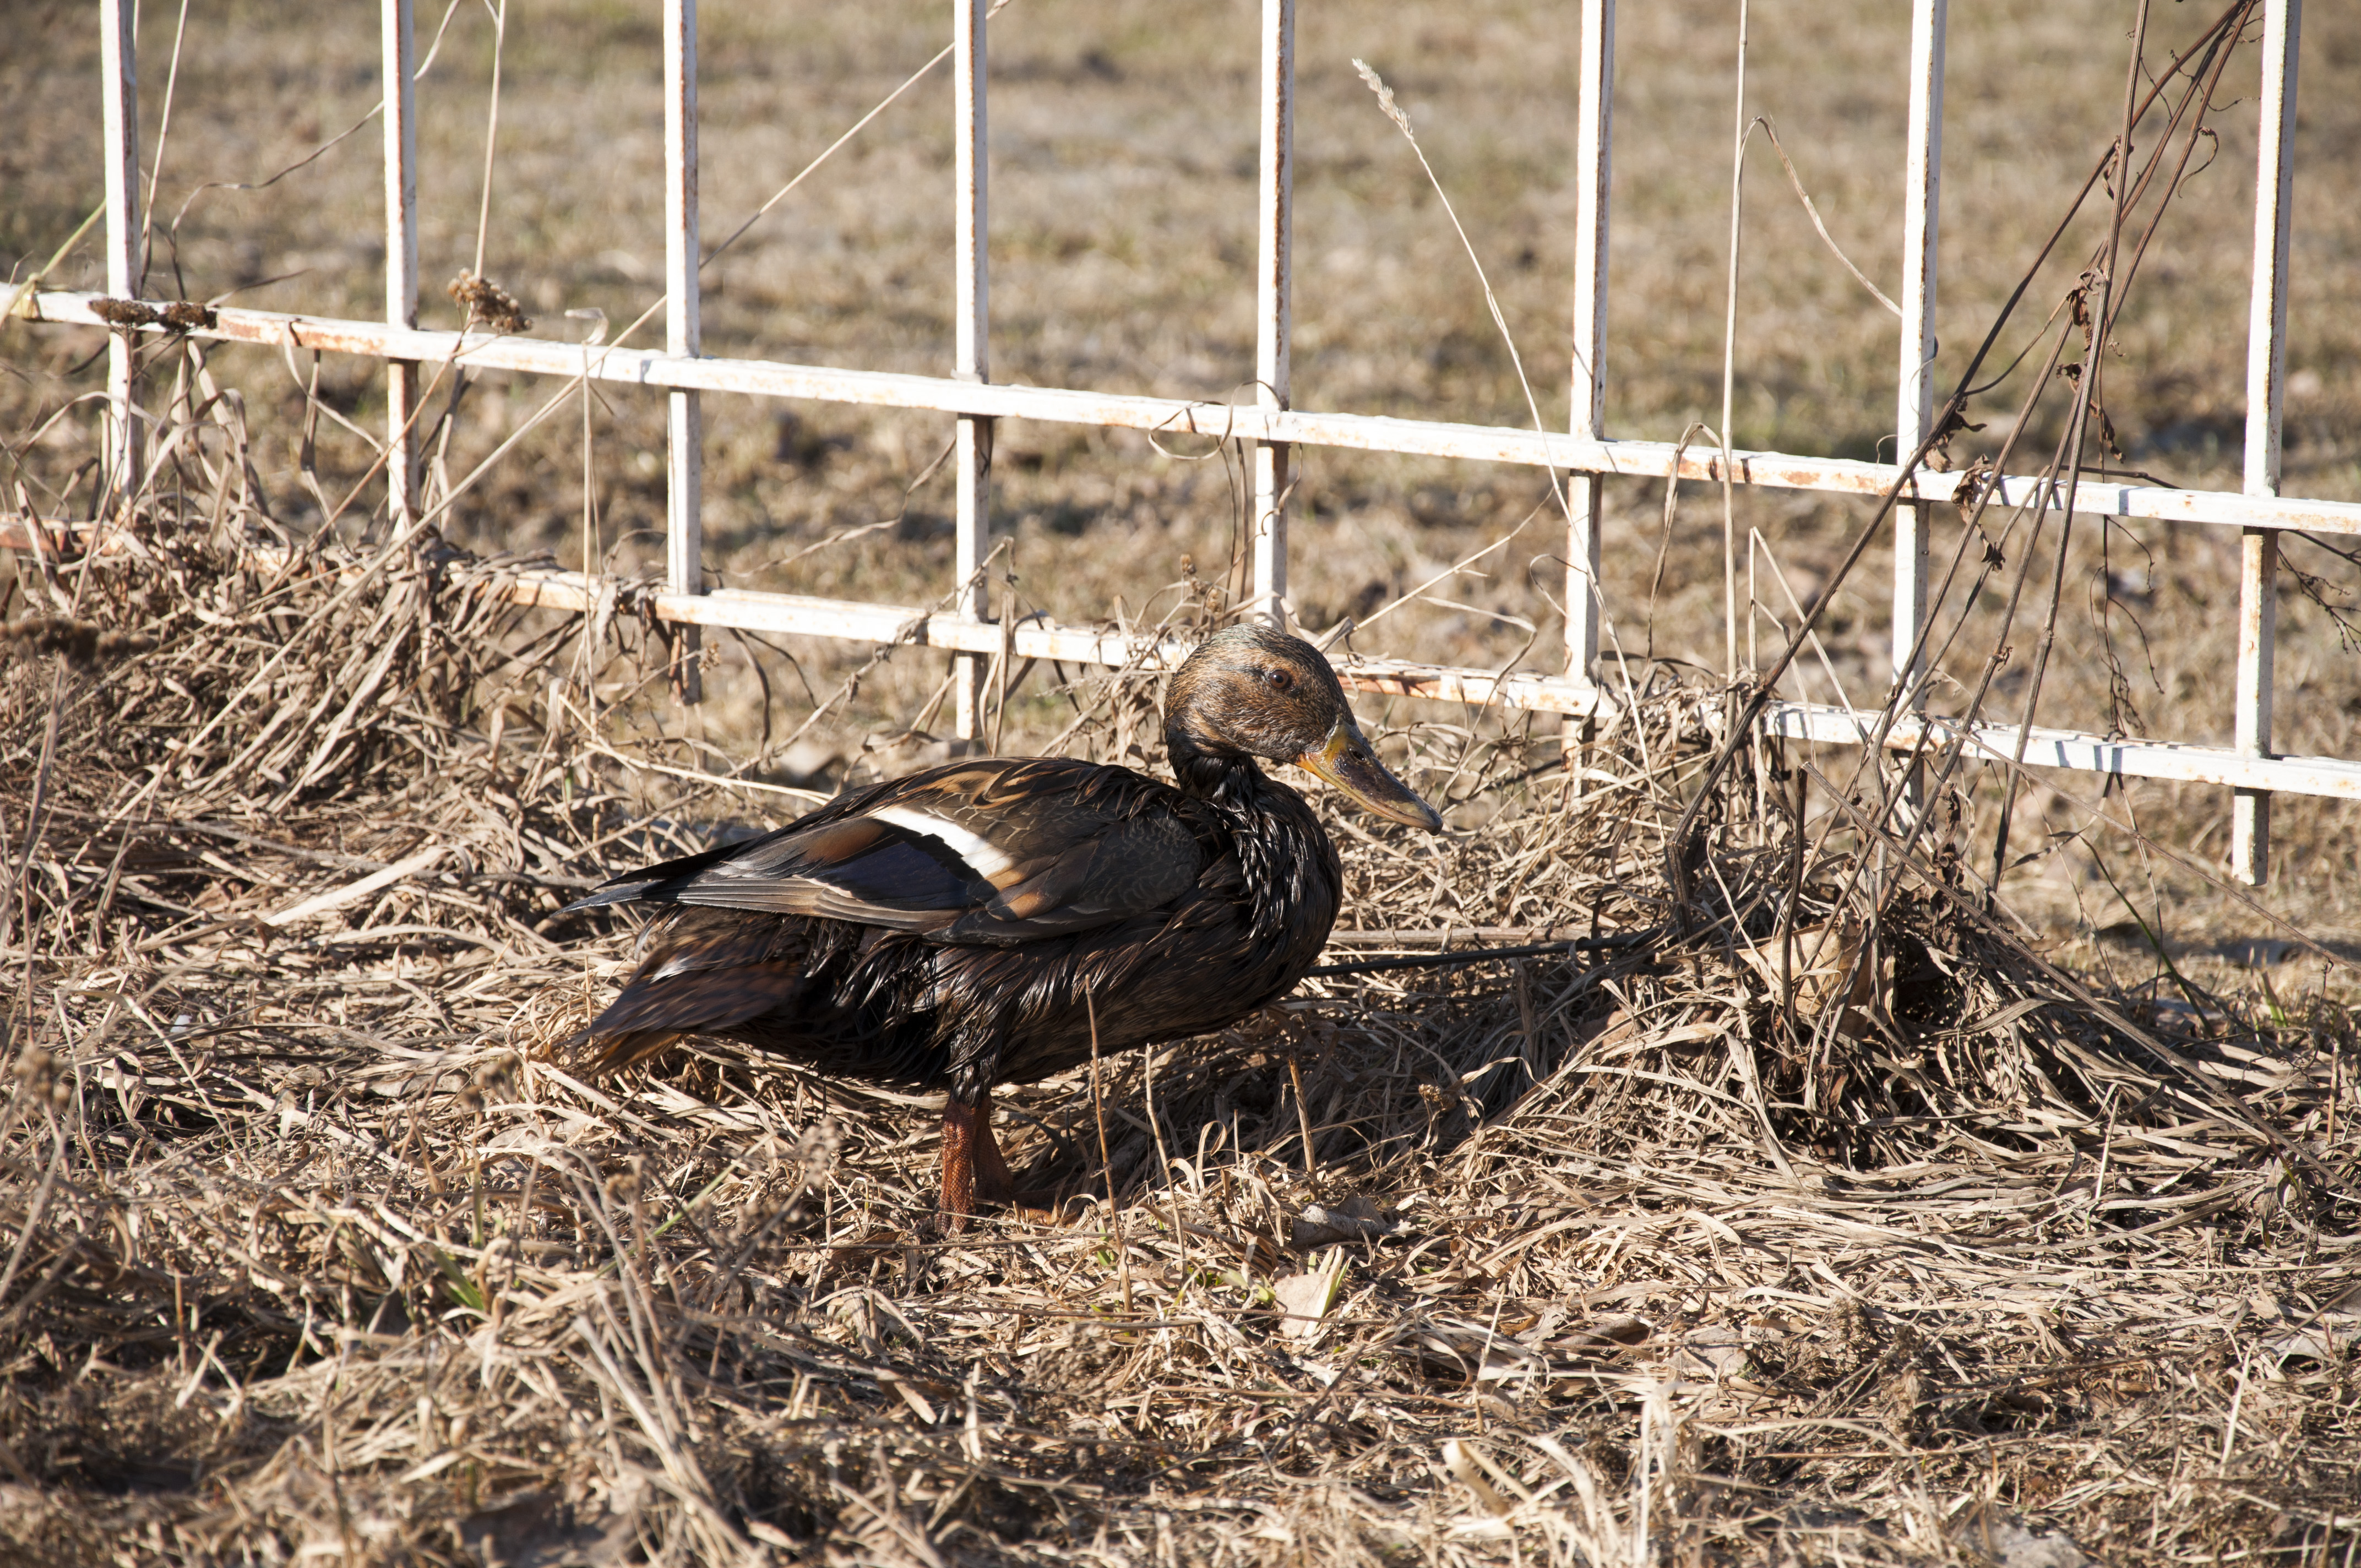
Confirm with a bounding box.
[3,9,2357,1559]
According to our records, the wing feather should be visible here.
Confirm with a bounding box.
[577,757,1211,944]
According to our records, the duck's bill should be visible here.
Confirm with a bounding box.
[1294,725,1444,830]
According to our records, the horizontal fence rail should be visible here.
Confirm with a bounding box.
[1764,702,2361,804]
[11,0,2336,881]
[29,292,2361,543]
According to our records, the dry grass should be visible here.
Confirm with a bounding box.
[7,0,2361,1562]
[2,488,2358,1565]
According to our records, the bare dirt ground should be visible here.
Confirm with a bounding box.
[5,1,2361,1562]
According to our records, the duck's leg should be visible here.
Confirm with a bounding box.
[973,1090,1020,1201]
[938,1091,1000,1228]
[940,1087,1059,1226]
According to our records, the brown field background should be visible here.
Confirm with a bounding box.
[9,0,2361,988]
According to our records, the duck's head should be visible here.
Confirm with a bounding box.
[1164,623,1443,830]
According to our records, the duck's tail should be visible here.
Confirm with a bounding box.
[570,904,822,1074]
[576,961,812,1074]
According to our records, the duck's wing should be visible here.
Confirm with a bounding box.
[568,758,1207,946]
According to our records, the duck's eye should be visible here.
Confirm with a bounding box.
[1263,667,1293,692]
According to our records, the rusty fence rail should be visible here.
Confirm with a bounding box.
[18,0,2355,883]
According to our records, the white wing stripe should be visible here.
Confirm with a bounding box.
[870,804,1015,880]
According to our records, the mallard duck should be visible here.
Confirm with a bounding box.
[566,623,1441,1225]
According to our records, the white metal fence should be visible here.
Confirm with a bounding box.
[20,0,2360,885]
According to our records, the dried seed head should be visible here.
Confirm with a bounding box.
[49,1077,75,1110]
[447,271,532,334]
[13,1049,53,1087]
[455,1084,486,1117]
[90,297,160,330]
[1352,59,1415,138]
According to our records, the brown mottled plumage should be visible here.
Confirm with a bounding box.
[564,624,1441,1226]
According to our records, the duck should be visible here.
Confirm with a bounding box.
[564,623,1442,1226]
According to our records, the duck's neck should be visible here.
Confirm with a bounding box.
[1166,729,1335,950]
[1168,735,1271,815]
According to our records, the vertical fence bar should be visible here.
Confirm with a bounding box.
[665,0,704,701]
[1894,0,1945,705]
[2234,0,2300,885]
[100,0,143,503]
[953,0,992,740]
[1249,0,1295,627]
[383,0,419,534]
[1566,0,1613,694]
